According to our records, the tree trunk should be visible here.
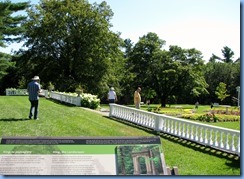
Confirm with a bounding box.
[160,96,166,107]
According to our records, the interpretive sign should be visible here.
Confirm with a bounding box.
[0,136,167,175]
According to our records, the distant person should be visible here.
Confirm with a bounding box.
[107,87,117,103]
[134,87,141,109]
[195,101,199,109]
[210,102,214,109]
[27,76,41,120]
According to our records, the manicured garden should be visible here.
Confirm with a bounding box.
[0,96,240,175]
[147,104,240,129]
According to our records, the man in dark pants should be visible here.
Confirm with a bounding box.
[27,76,41,120]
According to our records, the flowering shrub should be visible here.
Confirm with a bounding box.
[80,93,100,109]
[197,113,218,122]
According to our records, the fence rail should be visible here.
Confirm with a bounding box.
[5,89,48,97]
[49,91,81,106]
[109,104,240,155]
[5,89,28,96]
[5,89,81,106]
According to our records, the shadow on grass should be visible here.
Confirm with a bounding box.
[0,118,32,122]
[159,133,240,169]
[106,116,240,169]
[103,116,157,135]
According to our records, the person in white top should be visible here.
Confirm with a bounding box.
[107,87,117,103]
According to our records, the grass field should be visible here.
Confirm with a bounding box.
[0,96,240,175]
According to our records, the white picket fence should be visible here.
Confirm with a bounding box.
[5,89,28,96]
[5,89,80,106]
[49,91,81,106]
[109,104,240,156]
[5,88,48,97]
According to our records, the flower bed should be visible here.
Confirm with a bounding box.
[153,106,240,123]
[180,113,240,122]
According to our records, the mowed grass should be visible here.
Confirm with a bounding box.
[0,97,154,137]
[0,96,240,175]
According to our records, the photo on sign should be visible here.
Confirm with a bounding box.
[116,145,164,175]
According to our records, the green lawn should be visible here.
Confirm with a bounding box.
[0,96,240,175]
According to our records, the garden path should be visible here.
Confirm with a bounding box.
[80,107,109,117]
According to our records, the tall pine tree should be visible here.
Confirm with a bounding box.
[0,0,29,79]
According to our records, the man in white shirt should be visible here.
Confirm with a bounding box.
[107,87,117,103]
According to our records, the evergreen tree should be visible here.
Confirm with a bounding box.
[0,0,29,91]
[0,0,29,47]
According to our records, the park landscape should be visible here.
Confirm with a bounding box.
[0,0,240,176]
[0,93,240,175]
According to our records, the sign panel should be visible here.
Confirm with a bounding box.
[0,136,167,175]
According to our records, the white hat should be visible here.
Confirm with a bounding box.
[32,76,40,80]
[110,87,114,90]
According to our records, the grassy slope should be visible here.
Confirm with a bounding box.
[0,96,240,175]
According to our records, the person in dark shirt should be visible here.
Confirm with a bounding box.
[27,76,41,120]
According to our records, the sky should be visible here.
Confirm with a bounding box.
[0,0,241,62]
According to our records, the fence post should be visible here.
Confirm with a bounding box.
[154,113,161,132]
[109,104,113,117]
[45,90,49,98]
[49,91,53,98]
[5,89,9,96]
[76,96,81,106]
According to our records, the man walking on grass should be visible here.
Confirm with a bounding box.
[27,76,41,120]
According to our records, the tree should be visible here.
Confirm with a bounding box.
[123,38,133,58]
[0,52,12,79]
[221,46,235,63]
[17,0,123,94]
[128,32,165,104]
[128,33,208,107]
[215,82,230,103]
[0,0,29,47]
[203,61,240,104]
[209,46,235,63]
[0,0,29,88]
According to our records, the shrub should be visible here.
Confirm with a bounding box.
[181,114,202,120]
[147,107,153,112]
[80,93,100,109]
[196,113,218,122]
[153,106,161,113]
